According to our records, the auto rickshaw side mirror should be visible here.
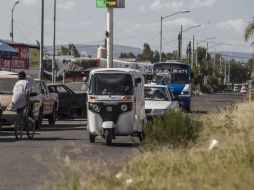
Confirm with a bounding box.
[135,78,142,84]
[30,92,38,97]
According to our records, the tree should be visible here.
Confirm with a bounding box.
[244,17,254,44]
[142,43,153,61]
[60,44,80,57]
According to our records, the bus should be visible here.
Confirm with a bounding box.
[151,61,192,111]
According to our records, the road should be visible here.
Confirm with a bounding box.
[0,93,245,190]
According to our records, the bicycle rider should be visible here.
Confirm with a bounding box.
[11,71,33,120]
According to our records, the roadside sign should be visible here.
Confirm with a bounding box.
[96,0,125,8]
[96,0,106,8]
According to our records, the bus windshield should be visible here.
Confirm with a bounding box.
[153,63,190,84]
[89,73,134,95]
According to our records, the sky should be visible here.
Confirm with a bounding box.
[0,0,254,54]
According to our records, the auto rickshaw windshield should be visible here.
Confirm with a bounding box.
[89,73,134,95]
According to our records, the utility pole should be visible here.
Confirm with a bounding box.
[39,0,44,79]
[107,7,113,68]
[179,25,183,62]
[224,60,227,85]
[192,35,195,67]
[52,0,56,83]
[160,16,162,62]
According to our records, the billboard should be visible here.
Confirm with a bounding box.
[96,0,125,8]
[29,48,40,69]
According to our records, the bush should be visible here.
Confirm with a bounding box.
[144,111,202,148]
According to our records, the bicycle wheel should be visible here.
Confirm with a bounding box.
[26,119,35,139]
[15,113,24,140]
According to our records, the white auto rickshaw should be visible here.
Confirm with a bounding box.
[87,68,145,146]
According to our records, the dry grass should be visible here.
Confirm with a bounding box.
[39,102,254,190]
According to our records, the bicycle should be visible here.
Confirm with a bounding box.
[14,97,35,140]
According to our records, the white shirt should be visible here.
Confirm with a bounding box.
[12,80,32,109]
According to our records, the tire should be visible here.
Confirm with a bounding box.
[48,106,57,125]
[89,133,96,143]
[26,119,35,139]
[139,131,145,142]
[15,114,23,140]
[105,129,112,146]
[0,110,2,132]
[35,107,43,129]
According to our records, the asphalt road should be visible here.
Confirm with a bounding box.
[0,92,245,190]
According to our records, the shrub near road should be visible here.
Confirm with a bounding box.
[41,103,254,190]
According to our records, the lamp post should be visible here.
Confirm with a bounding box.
[160,10,190,62]
[196,36,215,66]
[11,1,19,42]
[179,24,201,62]
[39,0,44,79]
[52,0,56,83]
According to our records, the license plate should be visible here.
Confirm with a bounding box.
[106,106,112,112]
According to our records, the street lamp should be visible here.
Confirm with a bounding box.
[179,24,201,62]
[196,36,215,66]
[10,0,19,42]
[160,10,190,62]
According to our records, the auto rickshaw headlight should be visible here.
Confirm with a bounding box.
[91,104,100,112]
[121,104,128,112]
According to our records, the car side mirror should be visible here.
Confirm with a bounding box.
[172,97,178,101]
[41,89,45,94]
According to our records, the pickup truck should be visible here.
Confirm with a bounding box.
[47,83,87,119]
[35,80,59,128]
[0,72,42,127]
[0,103,2,130]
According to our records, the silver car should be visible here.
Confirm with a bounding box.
[145,84,179,118]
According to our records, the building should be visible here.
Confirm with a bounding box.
[0,40,40,78]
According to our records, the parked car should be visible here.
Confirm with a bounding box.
[240,83,248,94]
[233,83,242,92]
[0,103,2,130]
[0,71,42,127]
[65,82,88,93]
[144,84,179,119]
[35,79,59,128]
[47,83,87,119]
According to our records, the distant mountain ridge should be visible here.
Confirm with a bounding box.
[46,44,141,58]
[211,51,253,62]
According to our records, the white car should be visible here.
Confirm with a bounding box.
[144,84,179,118]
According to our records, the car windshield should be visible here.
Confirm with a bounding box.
[66,82,88,93]
[0,78,18,94]
[89,73,134,95]
[144,87,169,101]
[0,77,38,94]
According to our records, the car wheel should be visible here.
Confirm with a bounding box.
[48,106,57,125]
[0,110,2,131]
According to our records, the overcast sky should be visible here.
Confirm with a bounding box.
[0,0,254,53]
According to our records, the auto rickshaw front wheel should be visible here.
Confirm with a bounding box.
[105,129,113,146]
[89,133,96,143]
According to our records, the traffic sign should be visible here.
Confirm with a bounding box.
[96,0,106,8]
[96,0,125,8]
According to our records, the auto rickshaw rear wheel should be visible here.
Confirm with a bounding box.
[139,131,145,142]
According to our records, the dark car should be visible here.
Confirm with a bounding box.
[65,82,88,94]
[47,84,87,119]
